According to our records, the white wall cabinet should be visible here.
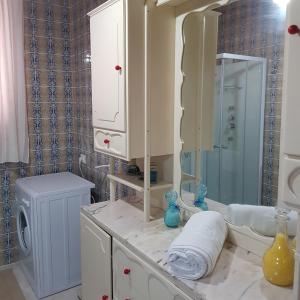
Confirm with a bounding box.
[278,1,300,299]
[80,214,112,300]
[80,213,192,300]
[279,0,300,211]
[88,0,174,160]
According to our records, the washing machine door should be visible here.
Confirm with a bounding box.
[17,205,31,256]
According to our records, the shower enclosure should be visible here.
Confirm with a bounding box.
[182,53,267,206]
[203,53,267,205]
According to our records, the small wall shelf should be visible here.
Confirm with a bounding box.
[107,174,173,193]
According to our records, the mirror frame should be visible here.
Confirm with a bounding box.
[173,0,234,215]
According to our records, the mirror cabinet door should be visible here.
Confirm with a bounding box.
[180,11,219,205]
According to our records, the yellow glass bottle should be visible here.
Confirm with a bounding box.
[262,208,294,287]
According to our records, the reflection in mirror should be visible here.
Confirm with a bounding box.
[202,54,266,206]
[180,0,286,208]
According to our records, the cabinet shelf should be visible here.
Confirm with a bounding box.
[156,0,189,6]
[181,173,196,184]
[107,174,173,192]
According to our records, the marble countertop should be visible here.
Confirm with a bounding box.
[81,198,293,300]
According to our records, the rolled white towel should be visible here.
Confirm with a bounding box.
[226,204,298,236]
[167,211,227,280]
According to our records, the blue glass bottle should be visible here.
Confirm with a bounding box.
[164,190,180,228]
[194,183,208,211]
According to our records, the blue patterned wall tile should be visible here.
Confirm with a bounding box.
[0,0,75,265]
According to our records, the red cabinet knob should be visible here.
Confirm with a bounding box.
[115,65,122,71]
[104,139,110,144]
[288,25,300,35]
[123,268,131,275]
[102,296,108,300]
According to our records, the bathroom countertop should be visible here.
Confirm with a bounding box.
[81,199,293,300]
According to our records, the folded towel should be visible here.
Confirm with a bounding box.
[167,211,227,280]
[226,204,298,236]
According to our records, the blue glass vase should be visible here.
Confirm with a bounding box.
[194,183,208,211]
[164,190,180,228]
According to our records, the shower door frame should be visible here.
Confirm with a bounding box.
[214,53,267,206]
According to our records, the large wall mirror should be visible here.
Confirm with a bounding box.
[176,0,287,213]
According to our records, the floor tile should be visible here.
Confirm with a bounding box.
[12,264,80,300]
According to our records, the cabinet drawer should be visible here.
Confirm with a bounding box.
[94,128,127,158]
[113,239,192,300]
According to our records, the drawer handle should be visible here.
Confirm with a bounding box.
[104,139,110,145]
[288,25,300,35]
[115,65,122,71]
[102,295,109,300]
[123,268,131,275]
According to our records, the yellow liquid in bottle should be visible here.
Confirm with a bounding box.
[263,233,294,286]
[291,237,296,255]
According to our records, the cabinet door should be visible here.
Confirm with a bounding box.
[279,0,300,209]
[113,239,192,300]
[147,276,191,300]
[112,244,131,300]
[90,0,125,132]
[281,0,300,156]
[80,214,112,300]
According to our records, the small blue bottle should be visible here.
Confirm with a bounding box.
[194,183,208,211]
[164,190,180,228]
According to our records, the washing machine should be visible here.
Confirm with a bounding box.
[16,172,94,299]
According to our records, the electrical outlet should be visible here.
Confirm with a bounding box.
[79,154,87,165]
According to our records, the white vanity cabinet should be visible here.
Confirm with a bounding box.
[80,212,192,300]
[88,0,174,160]
[80,214,112,300]
[113,239,192,300]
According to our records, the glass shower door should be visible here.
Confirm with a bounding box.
[202,56,265,206]
[203,59,247,204]
[202,64,222,201]
[219,59,247,205]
